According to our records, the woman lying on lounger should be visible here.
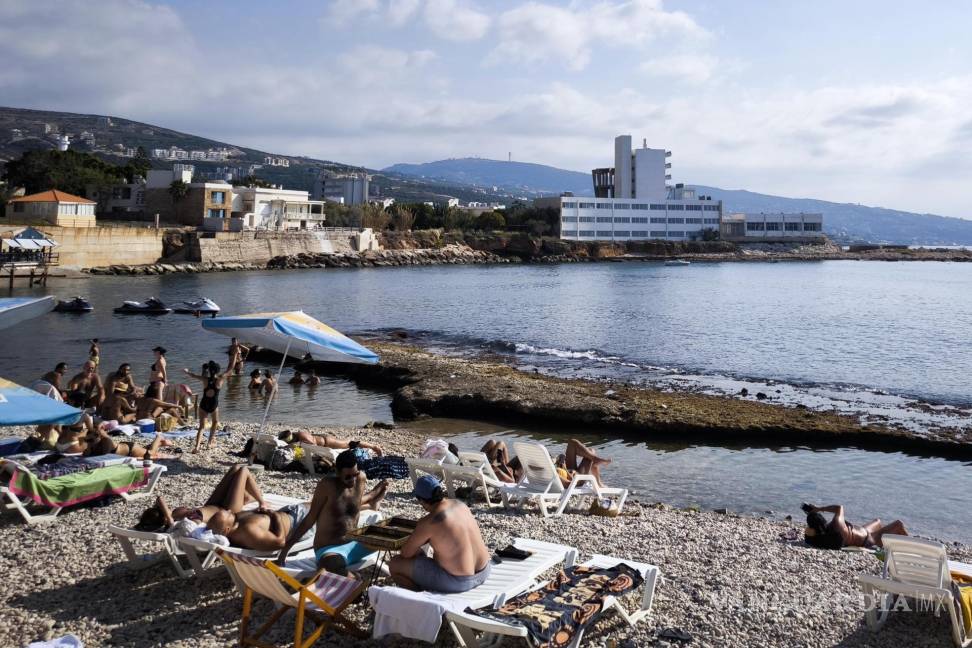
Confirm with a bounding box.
[554,438,611,487]
[802,503,908,549]
[278,430,383,456]
[84,428,170,460]
[135,465,269,531]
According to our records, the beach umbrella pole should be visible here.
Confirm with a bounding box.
[257,338,292,436]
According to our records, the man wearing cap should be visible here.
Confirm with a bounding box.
[389,475,492,593]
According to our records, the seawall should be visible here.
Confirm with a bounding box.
[42,225,166,269]
[177,231,354,265]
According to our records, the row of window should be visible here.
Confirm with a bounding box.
[564,202,721,212]
[564,216,710,225]
[746,222,822,232]
[565,230,699,239]
[207,208,226,218]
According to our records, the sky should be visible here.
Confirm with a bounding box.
[1,0,971,217]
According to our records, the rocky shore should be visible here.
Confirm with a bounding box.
[1,421,967,648]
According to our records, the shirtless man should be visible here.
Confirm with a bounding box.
[276,450,388,574]
[227,337,248,375]
[389,475,492,593]
[104,388,137,423]
[67,361,104,409]
[207,502,314,551]
[803,503,908,549]
[41,362,69,399]
[104,363,137,397]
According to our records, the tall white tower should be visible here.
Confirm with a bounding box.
[613,135,633,199]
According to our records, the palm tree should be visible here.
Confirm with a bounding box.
[168,180,188,202]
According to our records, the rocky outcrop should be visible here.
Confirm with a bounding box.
[266,244,512,269]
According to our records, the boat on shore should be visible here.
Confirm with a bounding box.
[113,297,172,315]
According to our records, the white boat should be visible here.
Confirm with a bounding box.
[665,259,691,266]
[173,297,221,315]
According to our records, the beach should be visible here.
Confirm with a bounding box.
[1,421,969,648]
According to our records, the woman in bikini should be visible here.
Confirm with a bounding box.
[149,346,168,396]
[185,360,228,453]
[84,427,170,460]
[803,503,908,549]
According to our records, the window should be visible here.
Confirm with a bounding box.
[685,218,702,224]
[211,191,226,204]
[614,217,630,223]
[704,218,720,225]
[596,230,612,237]
[578,202,595,209]
[207,208,225,218]
[785,222,801,231]
[614,203,629,210]
[668,217,684,224]
[632,231,648,237]
[632,217,648,223]
[579,230,595,237]
[650,204,666,210]
[562,202,577,208]
[686,204,703,211]
[632,203,649,210]
[562,216,578,223]
[650,217,666,224]
[747,222,765,231]
[668,231,685,238]
[703,204,720,211]
[596,217,612,223]
[562,229,577,236]
[597,203,613,209]
[668,204,684,211]
[578,216,595,223]
[650,230,666,238]
[803,222,822,231]
[765,222,782,231]
[614,230,630,237]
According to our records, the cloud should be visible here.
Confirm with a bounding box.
[423,0,491,41]
[640,54,719,82]
[824,95,926,129]
[387,0,422,26]
[489,0,709,71]
[322,0,381,26]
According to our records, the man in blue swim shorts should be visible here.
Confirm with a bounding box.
[389,475,492,593]
[277,449,388,574]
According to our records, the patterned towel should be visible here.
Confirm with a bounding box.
[7,464,149,508]
[467,564,644,647]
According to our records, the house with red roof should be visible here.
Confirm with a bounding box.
[7,190,97,227]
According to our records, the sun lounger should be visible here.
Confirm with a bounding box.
[108,492,304,578]
[405,456,447,487]
[858,534,971,647]
[499,441,628,517]
[445,553,660,647]
[369,537,578,643]
[442,452,507,507]
[276,510,386,580]
[297,442,336,476]
[0,456,165,525]
[217,549,368,647]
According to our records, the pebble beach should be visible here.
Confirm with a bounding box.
[1,422,968,648]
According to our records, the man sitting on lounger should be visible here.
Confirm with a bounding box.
[803,502,908,549]
[388,475,492,593]
[276,450,388,574]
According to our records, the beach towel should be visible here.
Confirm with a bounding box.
[7,464,149,509]
[28,634,83,648]
[0,438,24,457]
[952,573,972,634]
[467,563,644,647]
[352,449,410,480]
[369,585,468,642]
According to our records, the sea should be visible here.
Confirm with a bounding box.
[2,259,971,542]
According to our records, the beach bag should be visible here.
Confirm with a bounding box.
[589,498,621,517]
[156,413,176,432]
[268,446,296,471]
[421,439,458,464]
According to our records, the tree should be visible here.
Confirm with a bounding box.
[701,227,720,241]
[360,202,391,231]
[125,146,151,181]
[390,205,415,231]
[237,174,272,188]
[168,180,189,202]
[3,149,127,197]
[475,211,505,231]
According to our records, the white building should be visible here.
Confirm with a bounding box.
[231,186,326,230]
[311,171,369,205]
[8,189,97,227]
[146,164,194,189]
[720,213,824,241]
[264,156,290,167]
[561,135,722,242]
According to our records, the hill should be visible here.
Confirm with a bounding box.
[385,157,972,245]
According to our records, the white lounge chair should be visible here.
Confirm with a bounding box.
[297,442,336,476]
[369,537,578,643]
[405,456,447,487]
[858,534,971,647]
[442,452,507,507]
[0,456,166,525]
[446,553,661,647]
[109,492,304,578]
[499,441,628,517]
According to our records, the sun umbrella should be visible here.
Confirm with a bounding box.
[0,377,82,426]
[0,296,55,330]
[201,311,379,432]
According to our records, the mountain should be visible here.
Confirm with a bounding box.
[383,158,594,197]
[386,157,972,245]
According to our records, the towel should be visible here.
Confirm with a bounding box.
[28,635,83,648]
[953,573,972,635]
[7,465,149,509]
[369,585,467,643]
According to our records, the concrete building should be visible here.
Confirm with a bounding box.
[7,190,97,228]
[561,135,720,242]
[145,164,195,189]
[86,182,146,215]
[231,186,326,230]
[264,156,290,167]
[311,171,370,205]
[720,212,824,242]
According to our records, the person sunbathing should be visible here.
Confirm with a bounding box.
[802,503,908,549]
[480,440,518,483]
[276,450,389,574]
[207,502,314,551]
[84,429,168,460]
[389,475,492,593]
[278,430,383,456]
[554,438,611,487]
[139,465,269,530]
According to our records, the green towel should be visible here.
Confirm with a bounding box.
[8,464,149,508]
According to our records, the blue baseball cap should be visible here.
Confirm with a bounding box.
[413,475,443,501]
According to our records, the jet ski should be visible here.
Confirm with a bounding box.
[113,297,173,315]
[173,297,221,315]
[54,296,94,313]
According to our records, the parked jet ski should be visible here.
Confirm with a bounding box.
[53,296,94,313]
[173,297,221,316]
[113,297,173,315]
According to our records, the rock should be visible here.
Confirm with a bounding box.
[756,392,768,400]
[739,388,749,396]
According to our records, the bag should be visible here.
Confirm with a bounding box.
[156,413,176,432]
[589,498,620,517]
[268,446,296,471]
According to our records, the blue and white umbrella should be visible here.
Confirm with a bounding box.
[0,377,81,426]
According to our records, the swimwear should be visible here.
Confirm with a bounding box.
[314,540,374,567]
[277,503,313,543]
[200,377,220,413]
[55,441,77,452]
[411,556,492,593]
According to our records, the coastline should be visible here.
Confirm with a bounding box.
[1,421,967,647]
[330,340,972,459]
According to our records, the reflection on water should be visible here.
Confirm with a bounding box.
[409,418,972,545]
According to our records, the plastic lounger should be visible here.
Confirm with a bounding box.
[858,534,971,648]
[297,442,336,476]
[405,456,446,487]
[277,510,386,580]
[0,458,166,525]
[369,538,578,643]
[445,554,661,648]
[442,452,508,508]
[109,492,302,578]
[499,441,628,517]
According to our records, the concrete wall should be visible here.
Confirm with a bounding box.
[187,230,356,264]
[39,225,166,268]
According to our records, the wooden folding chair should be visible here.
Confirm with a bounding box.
[218,549,367,648]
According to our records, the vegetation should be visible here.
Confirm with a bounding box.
[2,149,140,197]
[168,180,189,202]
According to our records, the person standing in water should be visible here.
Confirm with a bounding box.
[184,361,229,453]
[88,339,100,368]
[227,338,249,375]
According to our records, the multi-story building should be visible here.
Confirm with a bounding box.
[560,135,721,242]
[231,186,326,230]
[311,171,369,205]
[86,182,145,215]
[264,156,290,167]
[720,213,824,242]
